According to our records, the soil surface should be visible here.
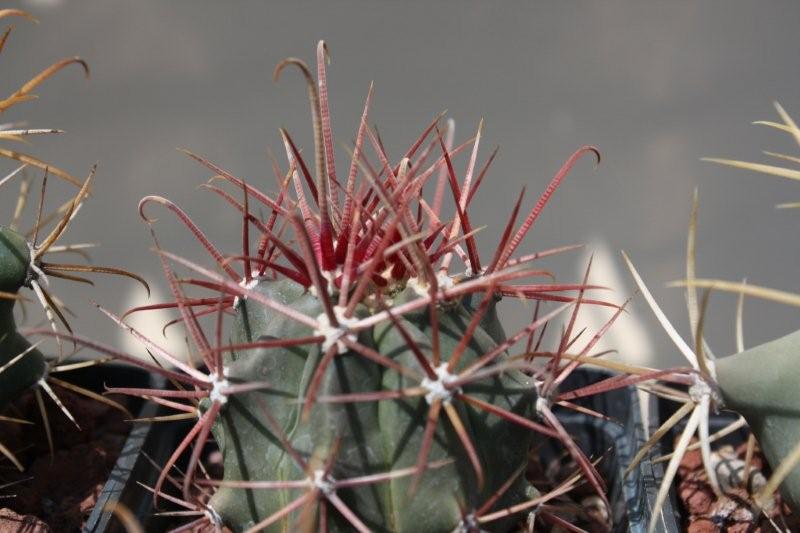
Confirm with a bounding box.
[0,385,134,532]
[526,445,613,532]
[676,437,799,532]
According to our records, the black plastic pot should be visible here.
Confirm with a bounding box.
[80,365,170,533]
[553,369,679,533]
[86,368,670,532]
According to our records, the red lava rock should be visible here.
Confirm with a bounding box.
[726,524,757,533]
[679,481,714,515]
[687,517,718,533]
[675,436,800,533]
[709,495,752,524]
[678,444,704,472]
[0,508,50,532]
[724,487,751,503]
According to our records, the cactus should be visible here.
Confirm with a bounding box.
[690,104,800,512]
[618,103,800,532]
[34,41,658,532]
[712,332,800,510]
[0,225,48,407]
[0,10,147,471]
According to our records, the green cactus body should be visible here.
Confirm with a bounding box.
[208,278,538,532]
[714,329,800,511]
[0,225,47,409]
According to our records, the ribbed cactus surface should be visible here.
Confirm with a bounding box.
[208,279,538,531]
[0,226,47,408]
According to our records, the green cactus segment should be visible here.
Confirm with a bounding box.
[209,279,538,532]
[208,279,386,531]
[0,302,47,407]
[715,328,800,511]
[0,226,31,293]
[375,288,537,532]
[0,225,47,409]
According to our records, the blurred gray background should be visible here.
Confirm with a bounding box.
[2,0,799,366]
